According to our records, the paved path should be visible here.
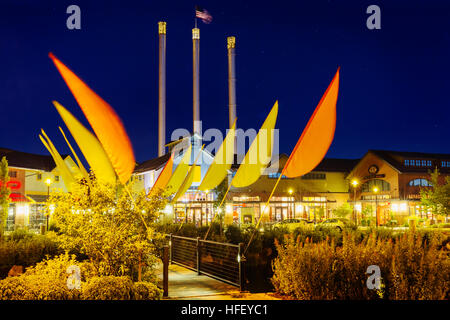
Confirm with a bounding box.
[156,262,279,300]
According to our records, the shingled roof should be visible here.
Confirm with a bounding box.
[368,150,450,173]
[0,148,58,171]
[259,153,359,173]
[134,153,171,173]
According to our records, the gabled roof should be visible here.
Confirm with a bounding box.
[134,153,171,173]
[369,150,450,173]
[0,148,58,171]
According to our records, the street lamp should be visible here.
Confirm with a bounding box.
[45,178,53,231]
[288,188,293,219]
[373,186,379,227]
[351,179,359,225]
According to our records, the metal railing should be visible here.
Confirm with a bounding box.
[167,234,245,290]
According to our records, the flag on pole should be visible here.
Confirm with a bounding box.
[52,101,117,184]
[195,5,213,24]
[49,53,135,184]
[283,68,340,178]
[198,119,236,191]
[232,102,278,188]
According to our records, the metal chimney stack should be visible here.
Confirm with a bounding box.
[158,21,167,157]
[192,28,201,135]
[227,36,237,129]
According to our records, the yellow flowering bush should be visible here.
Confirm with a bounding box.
[49,179,167,279]
[0,253,87,300]
[132,281,162,300]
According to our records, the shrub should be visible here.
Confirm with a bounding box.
[272,231,450,300]
[132,281,162,300]
[81,276,133,300]
[0,232,61,279]
[0,253,87,300]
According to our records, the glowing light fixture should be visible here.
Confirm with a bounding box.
[45,178,53,186]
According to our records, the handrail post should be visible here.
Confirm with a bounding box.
[169,233,173,264]
[197,237,201,275]
[238,242,246,292]
[163,245,169,297]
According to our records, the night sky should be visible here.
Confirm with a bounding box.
[1,0,449,163]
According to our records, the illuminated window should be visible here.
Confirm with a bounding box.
[301,173,326,180]
[268,173,288,179]
[441,161,450,168]
[404,160,410,166]
[361,179,390,192]
[408,179,432,187]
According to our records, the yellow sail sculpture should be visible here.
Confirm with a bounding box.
[58,126,89,179]
[39,130,76,192]
[172,145,204,203]
[165,144,192,195]
[49,53,135,184]
[52,101,116,184]
[198,119,236,191]
[147,153,174,198]
[232,101,278,188]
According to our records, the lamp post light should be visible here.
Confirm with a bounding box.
[45,178,53,231]
[373,186,379,227]
[288,188,293,219]
[351,179,359,225]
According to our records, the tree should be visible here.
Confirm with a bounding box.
[420,168,450,218]
[50,178,167,279]
[0,157,11,239]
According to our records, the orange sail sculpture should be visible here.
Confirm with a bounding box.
[245,69,340,253]
[49,53,135,184]
[283,68,339,177]
[147,153,174,198]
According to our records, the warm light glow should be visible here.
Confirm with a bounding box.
[355,203,362,212]
[391,203,399,212]
[351,179,359,187]
[225,205,232,214]
[45,178,53,186]
[288,188,293,195]
[372,186,379,193]
[163,205,173,214]
[400,202,407,211]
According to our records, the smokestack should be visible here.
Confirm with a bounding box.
[227,36,237,129]
[158,21,167,157]
[192,28,200,135]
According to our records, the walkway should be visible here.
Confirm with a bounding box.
[156,262,279,300]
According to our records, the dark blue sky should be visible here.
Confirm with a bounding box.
[1,0,449,163]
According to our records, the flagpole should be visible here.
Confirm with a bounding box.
[203,180,233,240]
[243,171,284,255]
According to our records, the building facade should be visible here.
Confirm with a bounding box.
[347,150,450,225]
[0,148,77,231]
[2,146,449,230]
